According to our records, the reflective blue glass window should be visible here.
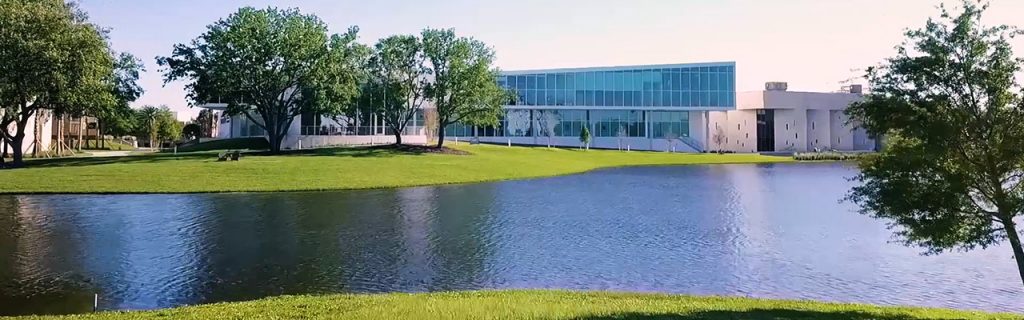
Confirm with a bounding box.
[546,74,557,90]
[575,73,586,89]
[709,91,720,106]
[681,92,691,107]
[709,73,719,91]
[643,91,654,107]
[700,73,710,91]
[594,90,605,105]
[672,91,681,106]
[556,73,567,89]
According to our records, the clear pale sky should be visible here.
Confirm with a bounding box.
[77,0,1024,121]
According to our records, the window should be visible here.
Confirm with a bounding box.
[591,110,644,137]
[651,111,689,138]
[505,109,532,137]
[533,109,587,137]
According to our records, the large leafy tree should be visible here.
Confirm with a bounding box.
[0,0,114,167]
[846,1,1024,287]
[96,52,146,139]
[158,7,365,153]
[367,35,428,145]
[421,28,508,148]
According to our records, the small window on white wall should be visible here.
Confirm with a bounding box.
[786,124,789,130]
[812,122,816,130]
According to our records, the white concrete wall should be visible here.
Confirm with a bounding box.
[214,112,429,150]
[805,109,831,151]
[709,110,756,153]
[723,90,872,153]
[2,112,52,155]
[773,109,807,152]
[688,111,708,151]
[829,110,854,150]
[296,135,427,149]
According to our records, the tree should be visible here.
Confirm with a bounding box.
[157,114,182,145]
[158,7,366,153]
[367,35,428,145]
[663,131,679,152]
[536,110,559,148]
[579,125,591,150]
[134,106,160,148]
[196,109,217,138]
[95,52,146,144]
[182,123,203,141]
[421,28,508,148]
[616,125,627,151]
[845,1,1024,287]
[712,126,727,153]
[0,0,114,167]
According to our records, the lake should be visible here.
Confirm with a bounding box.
[0,163,1020,316]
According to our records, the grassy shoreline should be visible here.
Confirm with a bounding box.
[0,144,794,194]
[5,290,1016,320]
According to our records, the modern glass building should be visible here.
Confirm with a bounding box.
[446,62,737,152]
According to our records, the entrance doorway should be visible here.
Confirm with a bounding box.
[756,109,775,152]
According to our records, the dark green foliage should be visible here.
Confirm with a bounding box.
[421,28,509,148]
[580,125,591,149]
[0,0,119,167]
[181,123,202,141]
[158,7,367,152]
[366,34,428,145]
[845,1,1024,286]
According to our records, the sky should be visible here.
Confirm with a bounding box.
[78,0,1024,121]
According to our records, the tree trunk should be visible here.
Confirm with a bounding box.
[1,138,6,168]
[10,134,24,167]
[266,121,284,154]
[436,125,446,148]
[1003,218,1024,288]
[77,116,84,151]
[393,127,403,145]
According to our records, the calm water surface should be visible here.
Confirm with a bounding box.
[0,163,1020,315]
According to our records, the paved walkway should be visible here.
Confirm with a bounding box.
[83,151,138,158]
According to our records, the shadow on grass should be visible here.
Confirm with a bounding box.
[19,145,449,168]
[573,309,957,320]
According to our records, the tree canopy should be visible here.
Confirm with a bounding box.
[846,1,1024,287]
[366,34,428,145]
[158,7,367,153]
[0,0,120,167]
[421,28,509,148]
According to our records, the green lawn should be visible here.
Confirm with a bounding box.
[5,290,1016,320]
[0,144,793,194]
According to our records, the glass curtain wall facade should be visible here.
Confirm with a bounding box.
[445,62,736,150]
[498,64,735,108]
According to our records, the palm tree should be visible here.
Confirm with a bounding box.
[135,106,160,148]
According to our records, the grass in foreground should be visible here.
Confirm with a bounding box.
[6,290,1017,320]
[1,144,793,194]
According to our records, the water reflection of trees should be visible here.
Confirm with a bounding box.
[189,185,497,304]
[0,196,94,316]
